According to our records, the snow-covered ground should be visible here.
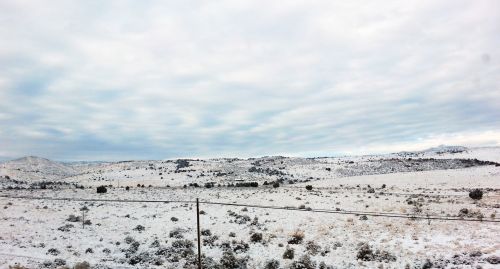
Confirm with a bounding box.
[0,146,499,268]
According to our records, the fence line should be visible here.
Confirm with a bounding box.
[1,194,499,223]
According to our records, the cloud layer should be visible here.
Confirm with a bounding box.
[1,0,499,160]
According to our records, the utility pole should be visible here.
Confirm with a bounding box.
[196,198,202,269]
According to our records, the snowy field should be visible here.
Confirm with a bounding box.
[0,146,499,269]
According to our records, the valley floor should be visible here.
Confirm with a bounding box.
[1,166,499,268]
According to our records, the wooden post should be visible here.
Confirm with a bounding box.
[196,198,202,269]
[82,210,85,229]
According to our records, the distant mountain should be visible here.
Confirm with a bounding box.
[0,156,78,179]
[423,145,468,154]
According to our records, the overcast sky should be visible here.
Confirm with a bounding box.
[0,0,499,161]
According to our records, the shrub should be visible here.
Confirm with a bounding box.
[264,259,280,269]
[175,159,190,170]
[367,188,375,193]
[9,265,29,269]
[283,247,295,259]
[272,182,280,188]
[124,236,135,244]
[47,248,60,256]
[469,189,483,200]
[203,235,219,247]
[288,230,305,244]
[356,243,373,261]
[133,225,145,232]
[58,224,74,232]
[250,233,263,242]
[356,243,396,262]
[232,240,250,253]
[96,186,107,193]
[201,229,212,236]
[305,241,321,255]
[305,185,313,191]
[125,186,130,191]
[289,255,316,269]
[73,262,91,269]
[67,214,81,222]
[171,239,194,249]
[220,250,247,268]
[169,228,186,239]
[422,259,433,269]
[171,217,179,222]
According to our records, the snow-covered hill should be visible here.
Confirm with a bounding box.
[0,156,79,181]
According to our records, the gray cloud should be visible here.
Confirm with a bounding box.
[0,0,499,161]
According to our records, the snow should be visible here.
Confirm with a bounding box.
[0,147,499,268]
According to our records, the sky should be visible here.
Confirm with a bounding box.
[0,0,499,161]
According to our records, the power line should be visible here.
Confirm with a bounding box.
[200,201,500,223]
[0,194,194,204]
[1,194,498,223]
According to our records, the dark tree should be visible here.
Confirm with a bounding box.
[469,189,483,200]
[97,185,107,193]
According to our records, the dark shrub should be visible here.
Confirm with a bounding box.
[250,233,263,242]
[133,225,145,232]
[283,247,294,259]
[171,217,179,222]
[172,239,194,249]
[289,255,316,269]
[422,259,433,269]
[175,159,190,170]
[272,182,280,188]
[96,186,107,193]
[47,248,60,256]
[58,224,74,232]
[169,228,186,239]
[469,189,483,200]
[305,185,313,191]
[67,214,81,222]
[357,243,373,261]
[305,241,321,255]
[220,250,247,268]
[264,259,280,269]
[125,186,130,191]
